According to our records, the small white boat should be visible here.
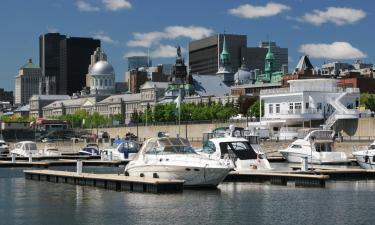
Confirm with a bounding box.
[79,143,100,156]
[0,140,9,154]
[352,141,375,169]
[197,126,272,171]
[279,129,348,164]
[102,140,140,160]
[125,136,231,187]
[42,143,61,156]
[11,141,40,157]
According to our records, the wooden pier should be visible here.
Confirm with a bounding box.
[290,166,375,180]
[0,159,130,168]
[225,171,329,187]
[24,170,184,194]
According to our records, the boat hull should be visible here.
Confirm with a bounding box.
[125,164,230,187]
[279,150,348,165]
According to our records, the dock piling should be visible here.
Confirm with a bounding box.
[76,160,83,175]
[28,152,32,163]
[301,157,308,171]
[11,153,16,163]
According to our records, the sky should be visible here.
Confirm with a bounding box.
[0,0,374,91]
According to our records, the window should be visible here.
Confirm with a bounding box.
[105,79,108,86]
[295,103,302,112]
[100,79,103,86]
[202,141,216,154]
[275,104,280,113]
[305,102,309,109]
[291,145,302,149]
[269,104,273,114]
[289,103,293,110]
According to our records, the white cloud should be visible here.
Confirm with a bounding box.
[102,0,131,11]
[150,45,186,58]
[299,42,367,59]
[228,2,290,19]
[76,0,99,12]
[124,45,186,59]
[299,7,366,26]
[93,31,118,44]
[124,51,148,58]
[127,26,214,48]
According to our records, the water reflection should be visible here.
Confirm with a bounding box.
[1,168,375,225]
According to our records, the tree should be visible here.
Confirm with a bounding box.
[247,100,264,118]
[364,95,375,112]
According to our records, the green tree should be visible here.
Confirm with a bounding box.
[247,100,264,118]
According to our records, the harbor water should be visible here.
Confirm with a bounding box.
[1,167,375,225]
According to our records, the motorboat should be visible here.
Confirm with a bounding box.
[102,140,140,160]
[197,126,272,170]
[42,143,61,156]
[279,129,348,164]
[352,141,375,169]
[10,141,40,157]
[79,143,100,156]
[124,136,231,187]
[0,140,9,154]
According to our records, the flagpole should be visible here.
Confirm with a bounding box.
[178,89,181,136]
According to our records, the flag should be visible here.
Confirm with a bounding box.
[174,95,181,109]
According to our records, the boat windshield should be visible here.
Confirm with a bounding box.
[23,143,37,151]
[219,141,257,160]
[314,142,333,152]
[116,141,139,153]
[145,137,196,154]
[370,145,375,150]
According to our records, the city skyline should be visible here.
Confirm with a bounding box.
[1,0,374,91]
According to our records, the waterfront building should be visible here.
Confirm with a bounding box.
[15,59,42,106]
[29,95,70,118]
[258,79,360,131]
[127,56,152,70]
[14,104,30,117]
[126,69,148,93]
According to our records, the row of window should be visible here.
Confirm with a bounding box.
[91,78,113,87]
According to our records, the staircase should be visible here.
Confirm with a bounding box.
[324,92,359,129]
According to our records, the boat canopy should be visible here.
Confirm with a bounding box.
[140,137,196,155]
[113,139,139,150]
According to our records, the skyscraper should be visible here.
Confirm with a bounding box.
[127,56,152,70]
[60,37,100,95]
[15,59,42,105]
[39,33,66,94]
[39,33,100,95]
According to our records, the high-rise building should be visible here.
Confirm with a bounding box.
[60,37,100,95]
[39,33,66,94]
[15,59,42,105]
[189,34,288,75]
[127,56,152,70]
[39,33,100,95]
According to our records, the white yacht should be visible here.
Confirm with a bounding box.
[102,140,140,160]
[198,127,272,171]
[42,143,61,156]
[11,141,40,157]
[352,141,375,169]
[279,129,348,164]
[124,136,231,187]
[0,140,9,154]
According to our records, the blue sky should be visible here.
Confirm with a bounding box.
[1,0,374,91]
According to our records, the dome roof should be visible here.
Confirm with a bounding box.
[90,61,115,76]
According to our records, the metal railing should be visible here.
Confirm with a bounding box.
[260,87,360,95]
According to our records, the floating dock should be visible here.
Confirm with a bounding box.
[0,155,100,161]
[225,171,329,187]
[290,166,375,180]
[0,159,130,168]
[24,170,184,194]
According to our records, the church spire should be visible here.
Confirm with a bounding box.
[264,46,275,81]
[220,34,230,66]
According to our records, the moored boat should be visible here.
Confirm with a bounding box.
[279,129,348,164]
[352,141,375,169]
[124,136,231,187]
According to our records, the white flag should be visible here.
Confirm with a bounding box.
[174,95,181,109]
